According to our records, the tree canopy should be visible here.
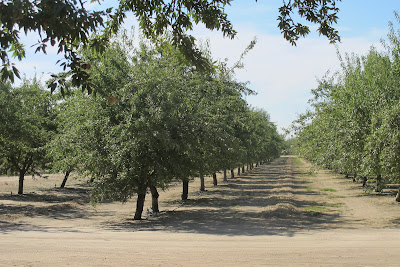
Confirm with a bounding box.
[1,0,341,93]
[0,79,56,194]
[46,32,283,219]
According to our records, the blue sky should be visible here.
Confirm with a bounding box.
[16,0,400,134]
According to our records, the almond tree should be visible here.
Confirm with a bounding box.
[0,79,56,194]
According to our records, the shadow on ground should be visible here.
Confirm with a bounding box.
[0,186,91,204]
[104,206,344,237]
[0,220,85,234]
[103,157,351,236]
[0,185,94,233]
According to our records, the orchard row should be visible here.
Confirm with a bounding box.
[292,17,400,201]
[0,33,283,219]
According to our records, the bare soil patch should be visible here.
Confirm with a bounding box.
[0,156,399,266]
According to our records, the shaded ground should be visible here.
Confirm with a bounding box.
[0,156,399,266]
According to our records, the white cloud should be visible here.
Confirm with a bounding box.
[193,25,383,133]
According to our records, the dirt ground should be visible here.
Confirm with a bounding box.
[0,156,399,266]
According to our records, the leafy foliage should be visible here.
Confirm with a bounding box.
[278,0,341,45]
[0,0,341,93]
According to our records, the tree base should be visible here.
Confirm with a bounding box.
[181,180,189,200]
[134,193,146,220]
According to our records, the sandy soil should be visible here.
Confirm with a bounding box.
[0,156,399,266]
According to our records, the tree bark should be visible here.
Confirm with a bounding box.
[18,170,25,195]
[223,169,227,182]
[396,188,400,202]
[181,180,189,200]
[362,176,367,187]
[230,169,234,178]
[60,171,70,189]
[213,172,217,186]
[150,185,159,213]
[237,167,240,176]
[200,171,205,191]
[134,193,146,220]
[375,174,382,192]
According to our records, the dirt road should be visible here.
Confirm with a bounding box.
[1,156,399,266]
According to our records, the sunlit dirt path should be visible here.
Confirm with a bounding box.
[1,156,399,266]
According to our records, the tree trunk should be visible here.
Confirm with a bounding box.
[237,167,240,176]
[150,185,159,213]
[200,171,205,191]
[60,171,70,189]
[353,172,357,183]
[242,166,245,174]
[375,175,382,192]
[230,169,234,178]
[18,170,25,195]
[256,162,259,167]
[181,180,189,200]
[134,193,146,220]
[396,188,400,202]
[223,169,227,182]
[362,176,367,187]
[246,164,249,171]
[213,173,217,186]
